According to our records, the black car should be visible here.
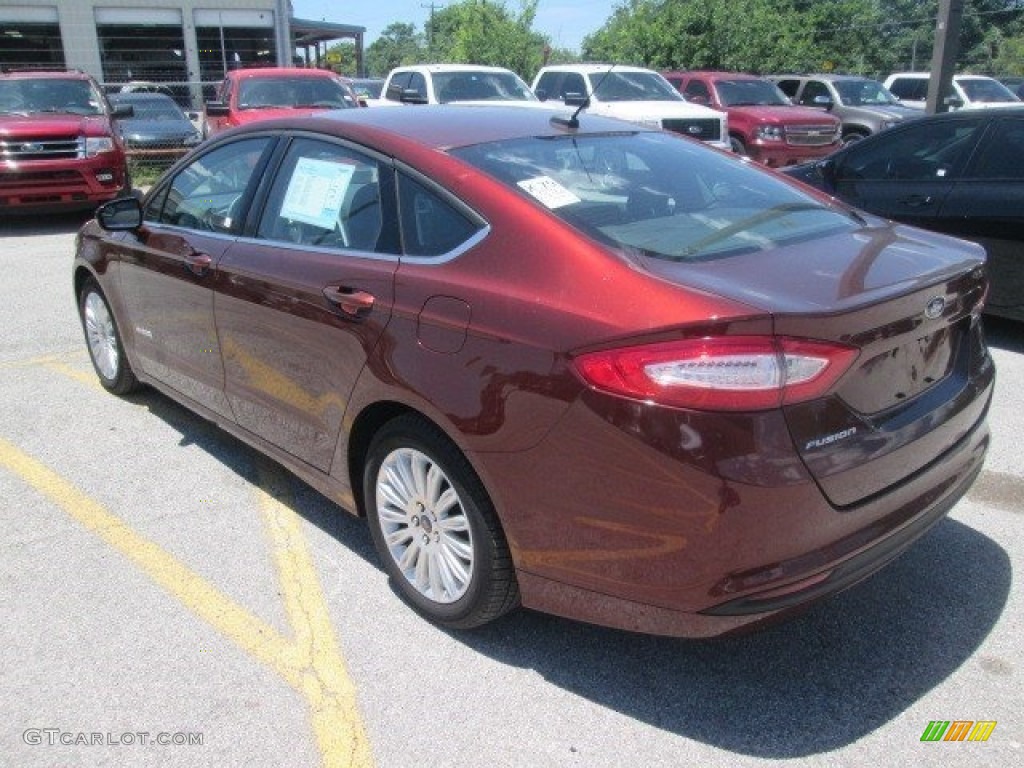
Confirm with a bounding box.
[784,108,1024,322]
[109,92,202,161]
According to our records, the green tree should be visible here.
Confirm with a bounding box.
[426,1,551,79]
[365,22,426,77]
[580,0,1024,77]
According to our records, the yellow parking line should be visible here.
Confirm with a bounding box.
[0,438,374,768]
[256,460,374,768]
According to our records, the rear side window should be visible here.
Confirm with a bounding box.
[888,77,928,101]
[398,174,481,257]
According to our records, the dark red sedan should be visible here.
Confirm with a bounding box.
[74,106,994,637]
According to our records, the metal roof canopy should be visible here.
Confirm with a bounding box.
[291,17,365,47]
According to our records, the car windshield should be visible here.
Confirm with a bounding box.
[433,71,536,102]
[452,132,856,262]
[717,79,790,107]
[587,71,682,102]
[959,78,1019,103]
[238,77,352,109]
[118,99,186,121]
[0,78,103,115]
[833,79,900,106]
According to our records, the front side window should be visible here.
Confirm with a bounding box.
[968,118,1024,179]
[257,138,398,254]
[836,117,987,181]
[146,137,272,232]
[452,132,856,262]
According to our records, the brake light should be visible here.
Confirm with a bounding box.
[573,336,859,411]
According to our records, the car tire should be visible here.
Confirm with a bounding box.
[730,136,747,156]
[363,414,520,629]
[841,131,868,146]
[78,278,139,395]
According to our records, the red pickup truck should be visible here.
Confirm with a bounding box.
[664,71,842,167]
[1,68,132,214]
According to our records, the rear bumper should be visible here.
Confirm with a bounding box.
[482,380,991,638]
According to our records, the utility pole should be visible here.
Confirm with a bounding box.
[421,2,444,59]
[274,0,293,67]
[926,0,964,114]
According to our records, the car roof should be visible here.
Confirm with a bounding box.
[0,68,92,81]
[673,71,767,80]
[109,92,179,105]
[391,64,519,74]
[539,64,659,75]
[227,67,339,80]
[235,104,656,152]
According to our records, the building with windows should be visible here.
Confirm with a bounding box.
[0,1,363,105]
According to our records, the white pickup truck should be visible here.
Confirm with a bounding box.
[532,64,730,151]
[374,64,544,107]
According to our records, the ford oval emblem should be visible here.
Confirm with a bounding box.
[687,125,702,135]
[924,296,945,319]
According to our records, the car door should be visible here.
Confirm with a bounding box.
[214,136,400,471]
[117,136,275,419]
[939,115,1024,316]
[831,115,988,229]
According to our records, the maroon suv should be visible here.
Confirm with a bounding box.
[1,69,132,213]
[665,71,842,167]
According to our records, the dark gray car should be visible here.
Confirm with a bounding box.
[773,74,923,145]
[109,92,202,159]
[783,108,1024,322]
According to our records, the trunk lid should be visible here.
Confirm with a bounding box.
[638,219,992,506]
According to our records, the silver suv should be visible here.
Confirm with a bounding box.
[772,74,922,145]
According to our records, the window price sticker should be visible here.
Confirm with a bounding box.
[517,175,581,209]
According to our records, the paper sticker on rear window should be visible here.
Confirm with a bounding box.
[280,157,355,229]
[517,175,581,209]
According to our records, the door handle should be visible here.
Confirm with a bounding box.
[184,252,213,276]
[323,286,375,317]
[897,194,934,207]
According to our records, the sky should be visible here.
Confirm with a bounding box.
[290,0,618,53]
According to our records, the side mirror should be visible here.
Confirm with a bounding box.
[563,92,588,107]
[97,197,143,231]
[204,101,229,116]
[813,94,834,109]
[818,157,837,185]
[535,88,548,101]
[110,103,134,119]
[688,94,709,106]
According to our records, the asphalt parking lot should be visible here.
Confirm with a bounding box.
[1,211,1020,768]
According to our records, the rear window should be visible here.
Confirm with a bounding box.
[451,132,856,262]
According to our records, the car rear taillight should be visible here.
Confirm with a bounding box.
[573,336,859,411]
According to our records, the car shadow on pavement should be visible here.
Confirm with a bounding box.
[984,316,1024,354]
[128,386,1010,758]
[452,517,1010,758]
[2,210,94,236]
